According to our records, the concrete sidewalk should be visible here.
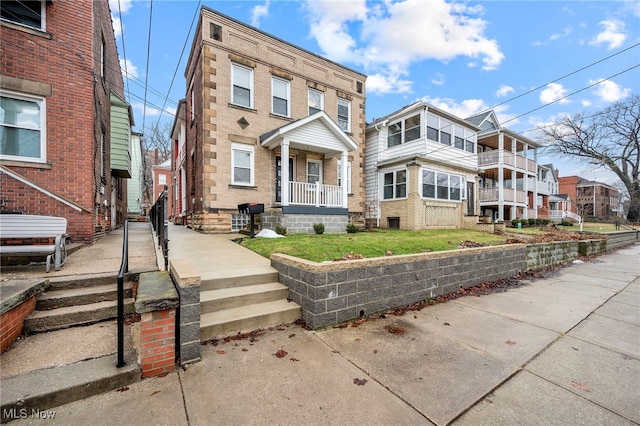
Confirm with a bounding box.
[6,242,637,425]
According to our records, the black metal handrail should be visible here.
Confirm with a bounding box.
[116,220,129,368]
[151,185,169,270]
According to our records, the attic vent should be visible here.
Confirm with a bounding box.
[237,117,249,129]
[211,23,222,41]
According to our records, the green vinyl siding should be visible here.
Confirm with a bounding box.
[110,92,132,178]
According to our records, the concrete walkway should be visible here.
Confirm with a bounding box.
[5,240,637,425]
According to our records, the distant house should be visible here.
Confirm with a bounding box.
[0,0,133,244]
[151,159,172,209]
[171,99,187,224]
[176,7,366,234]
[365,101,480,230]
[467,111,540,222]
[559,176,620,220]
[531,164,559,219]
[127,132,144,218]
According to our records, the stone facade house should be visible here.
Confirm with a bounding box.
[365,101,480,230]
[0,0,132,244]
[176,7,367,234]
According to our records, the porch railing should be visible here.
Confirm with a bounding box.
[479,187,527,203]
[150,185,169,270]
[289,181,343,207]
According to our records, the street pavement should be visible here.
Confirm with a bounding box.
[4,231,639,425]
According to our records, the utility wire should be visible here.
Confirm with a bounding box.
[478,42,640,115]
[155,0,201,126]
[117,0,130,104]
[501,64,640,126]
[141,0,154,132]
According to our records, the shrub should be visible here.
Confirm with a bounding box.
[528,218,536,226]
[313,223,325,235]
[542,219,550,226]
[275,225,287,235]
[346,223,358,233]
[511,219,520,227]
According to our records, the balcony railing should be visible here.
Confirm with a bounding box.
[479,187,527,203]
[478,151,536,172]
[289,181,344,208]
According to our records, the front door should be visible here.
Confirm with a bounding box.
[466,181,475,215]
[276,156,294,203]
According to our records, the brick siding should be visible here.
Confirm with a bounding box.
[0,297,35,353]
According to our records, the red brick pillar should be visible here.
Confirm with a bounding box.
[139,309,177,378]
[1,297,36,353]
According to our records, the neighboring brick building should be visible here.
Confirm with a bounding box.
[177,7,367,233]
[152,159,172,206]
[559,176,620,219]
[0,0,133,244]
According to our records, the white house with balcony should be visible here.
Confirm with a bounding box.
[466,110,540,222]
[528,163,559,219]
[365,101,480,230]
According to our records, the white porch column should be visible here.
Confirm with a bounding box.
[281,139,290,206]
[497,133,504,221]
[341,151,348,208]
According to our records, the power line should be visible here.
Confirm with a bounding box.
[501,64,640,126]
[479,42,640,115]
[154,1,201,126]
[117,0,130,104]
[141,0,154,132]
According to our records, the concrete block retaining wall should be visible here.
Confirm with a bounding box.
[271,245,527,329]
[170,260,202,366]
[262,212,348,234]
[604,231,639,251]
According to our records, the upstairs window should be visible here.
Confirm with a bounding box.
[0,92,46,162]
[308,89,324,115]
[337,98,351,132]
[1,1,44,30]
[387,114,421,148]
[271,77,290,117]
[231,63,253,108]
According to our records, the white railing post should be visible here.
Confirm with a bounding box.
[315,181,321,207]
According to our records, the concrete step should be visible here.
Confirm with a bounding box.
[36,283,133,310]
[200,267,279,291]
[24,299,135,334]
[0,351,139,423]
[46,271,141,291]
[200,282,289,314]
[200,299,301,342]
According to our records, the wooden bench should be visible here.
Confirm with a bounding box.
[0,215,68,272]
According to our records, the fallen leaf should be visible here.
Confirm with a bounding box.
[117,387,129,392]
[373,349,378,354]
[572,381,591,392]
[288,334,296,338]
[290,357,299,362]
[216,350,226,355]
[150,390,161,396]
[242,348,248,352]
[353,378,368,386]
[506,340,516,346]
[384,325,406,334]
[443,322,450,326]
[275,349,288,358]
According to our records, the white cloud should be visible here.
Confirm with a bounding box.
[539,83,570,105]
[112,16,123,38]
[250,1,270,27]
[120,58,139,79]
[430,73,445,86]
[304,0,504,95]
[109,0,133,15]
[589,20,626,50]
[496,85,514,98]
[581,99,593,107]
[589,78,631,103]
[418,96,508,122]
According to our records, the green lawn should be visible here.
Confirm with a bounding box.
[240,229,508,262]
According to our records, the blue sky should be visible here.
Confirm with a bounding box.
[111,0,640,186]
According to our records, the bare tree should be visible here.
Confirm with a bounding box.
[140,121,173,208]
[540,94,640,222]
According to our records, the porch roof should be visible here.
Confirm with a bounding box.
[260,111,357,157]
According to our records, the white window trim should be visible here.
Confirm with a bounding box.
[337,98,351,133]
[0,90,47,163]
[271,76,290,117]
[381,168,408,200]
[420,168,466,202]
[338,160,352,194]
[1,1,46,31]
[231,63,254,109]
[387,113,421,148]
[308,88,324,115]
[231,142,254,186]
